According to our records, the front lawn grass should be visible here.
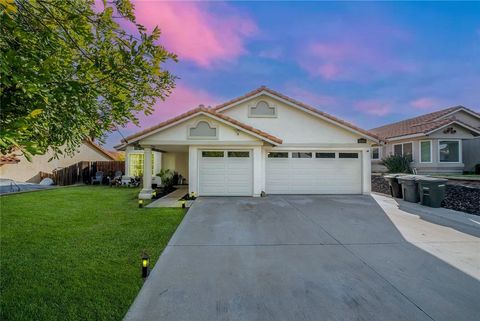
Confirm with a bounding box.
[0,186,186,321]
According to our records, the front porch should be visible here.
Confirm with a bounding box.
[125,145,189,199]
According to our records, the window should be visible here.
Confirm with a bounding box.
[292,152,312,158]
[419,141,432,163]
[439,140,460,163]
[316,152,335,159]
[128,153,154,177]
[339,153,358,159]
[393,142,413,158]
[371,147,380,160]
[189,121,217,138]
[267,152,288,158]
[202,151,224,157]
[249,100,276,117]
[228,151,249,158]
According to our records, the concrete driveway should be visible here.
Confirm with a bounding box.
[124,195,480,321]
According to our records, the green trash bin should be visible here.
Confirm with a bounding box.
[397,175,422,203]
[417,177,448,208]
[383,173,406,198]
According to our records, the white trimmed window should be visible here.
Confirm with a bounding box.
[393,142,413,158]
[419,140,432,163]
[439,140,461,163]
[128,153,154,177]
[371,147,380,160]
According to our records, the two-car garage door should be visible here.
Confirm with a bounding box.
[266,151,362,194]
[198,150,362,196]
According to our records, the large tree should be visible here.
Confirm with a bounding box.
[0,0,176,160]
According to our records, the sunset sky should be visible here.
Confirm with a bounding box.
[104,1,480,148]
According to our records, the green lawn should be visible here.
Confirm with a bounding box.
[0,186,186,321]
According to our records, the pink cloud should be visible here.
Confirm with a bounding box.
[133,1,257,67]
[410,97,440,110]
[355,100,392,116]
[125,84,221,130]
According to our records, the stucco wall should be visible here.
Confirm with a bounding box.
[141,115,259,145]
[161,152,189,181]
[219,94,371,145]
[0,143,112,183]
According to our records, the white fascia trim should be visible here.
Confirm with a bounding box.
[435,108,480,121]
[425,120,480,136]
[120,111,280,147]
[386,133,426,141]
[217,90,380,143]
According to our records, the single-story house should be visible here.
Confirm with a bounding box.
[115,86,380,198]
[0,140,117,183]
[369,106,480,174]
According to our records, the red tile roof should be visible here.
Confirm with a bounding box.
[214,86,380,141]
[116,106,283,148]
[84,139,116,160]
[0,154,20,165]
[370,106,480,139]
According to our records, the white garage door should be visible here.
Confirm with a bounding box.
[266,151,362,194]
[198,150,253,196]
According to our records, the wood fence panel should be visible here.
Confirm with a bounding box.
[46,161,125,186]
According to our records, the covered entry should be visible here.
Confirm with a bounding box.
[266,151,362,194]
[198,150,253,196]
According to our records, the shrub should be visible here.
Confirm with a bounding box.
[382,155,412,173]
[156,169,176,193]
[475,164,480,175]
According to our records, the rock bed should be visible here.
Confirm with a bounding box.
[442,185,480,216]
[371,175,480,216]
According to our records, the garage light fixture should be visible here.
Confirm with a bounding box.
[142,252,150,279]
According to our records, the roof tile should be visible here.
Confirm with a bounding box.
[370,106,480,139]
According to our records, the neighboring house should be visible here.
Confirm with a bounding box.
[369,106,480,174]
[115,86,379,198]
[0,140,116,183]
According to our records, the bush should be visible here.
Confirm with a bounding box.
[382,155,412,173]
[475,164,480,175]
[156,169,176,193]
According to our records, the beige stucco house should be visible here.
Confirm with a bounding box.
[370,106,480,174]
[0,140,116,183]
[115,86,380,199]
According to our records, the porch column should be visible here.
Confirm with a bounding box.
[188,146,198,196]
[362,148,371,194]
[125,146,134,176]
[139,146,153,199]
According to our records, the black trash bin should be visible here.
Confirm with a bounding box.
[417,177,448,208]
[397,175,422,203]
[383,173,406,198]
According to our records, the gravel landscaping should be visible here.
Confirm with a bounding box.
[371,175,480,216]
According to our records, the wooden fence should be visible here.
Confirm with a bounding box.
[40,161,125,186]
